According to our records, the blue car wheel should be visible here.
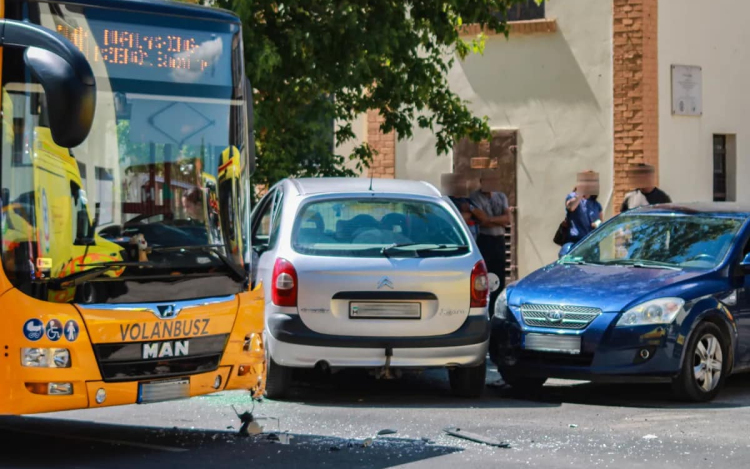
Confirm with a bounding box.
[671,322,728,402]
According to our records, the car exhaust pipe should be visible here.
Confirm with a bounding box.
[376,347,395,379]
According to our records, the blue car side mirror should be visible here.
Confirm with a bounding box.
[741,253,750,271]
[558,242,574,258]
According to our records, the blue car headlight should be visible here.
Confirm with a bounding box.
[615,297,685,327]
[494,288,508,320]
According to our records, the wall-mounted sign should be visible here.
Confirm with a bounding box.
[671,64,702,116]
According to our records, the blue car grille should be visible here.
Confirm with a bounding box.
[520,304,601,330]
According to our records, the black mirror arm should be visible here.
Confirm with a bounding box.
[0,20,94,86]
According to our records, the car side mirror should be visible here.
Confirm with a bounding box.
[487,273,501,293]
[741,253,750,272]
[558,242,574,258]
[2,20,96,148]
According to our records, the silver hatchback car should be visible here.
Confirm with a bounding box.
[250,178,493,398]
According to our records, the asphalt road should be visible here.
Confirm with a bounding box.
[3,365,750,469]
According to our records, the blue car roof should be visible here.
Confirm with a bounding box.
[44,0,240,23]
[630,202,750,218]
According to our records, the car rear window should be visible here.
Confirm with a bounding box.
[292,198,469,257]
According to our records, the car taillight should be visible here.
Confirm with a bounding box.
[272,258,298,307]
[470,260,489,308]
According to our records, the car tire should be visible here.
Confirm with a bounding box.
[264,357,293,400]
[448,360,487,398]
[499,367,547,392]
[671,322,728,403]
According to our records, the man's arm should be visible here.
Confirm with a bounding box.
[486,193,511,226]
[470,204,489,225]
[486,209,510,227]
[566,193,583,212]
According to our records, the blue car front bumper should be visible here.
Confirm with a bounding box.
[489,307,684,382]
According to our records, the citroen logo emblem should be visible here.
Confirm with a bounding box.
[377,277,394,290]
[155,304,179,319]
[545,309,563,323]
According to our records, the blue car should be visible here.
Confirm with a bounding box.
[490,203,750,402]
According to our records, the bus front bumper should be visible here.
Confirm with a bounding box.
[0,363,265,415]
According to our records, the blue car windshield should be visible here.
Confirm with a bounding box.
[562,214,744,269]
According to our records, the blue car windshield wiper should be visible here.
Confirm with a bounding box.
[602,259,681,271]
[559,257,599,266]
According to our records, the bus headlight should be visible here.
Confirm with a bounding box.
[21,348,71,368]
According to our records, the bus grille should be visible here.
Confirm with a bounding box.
[93,334,228,382]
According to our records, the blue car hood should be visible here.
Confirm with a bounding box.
[509,263,707,312]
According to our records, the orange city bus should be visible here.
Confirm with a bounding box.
[0,0,266,415]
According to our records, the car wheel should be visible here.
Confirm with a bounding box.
[448,360,487,398]
[672,322,728,403]
[264,356,293,400]
[499,367,547,392]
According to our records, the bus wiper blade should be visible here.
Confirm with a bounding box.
[150,244,225,253]
[47,262,152,289]
[151,244,246,281]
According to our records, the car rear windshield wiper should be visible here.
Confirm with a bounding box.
[150,245,246,281]
[380,243,469,257]
[602,259,681,271]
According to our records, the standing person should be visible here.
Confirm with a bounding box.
[470,174,510,312]
[565,171,598,244]
[584,171,603,229]
[588,194,603,229]
[620,163,671,212]
[441,173,487,241]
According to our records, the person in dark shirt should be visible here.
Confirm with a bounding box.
[565,170,598,243]
[440,173,487,240]
[588,194,603,229]
[620,163,671,212]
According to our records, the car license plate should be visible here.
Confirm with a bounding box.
[350,302,421,319]
[524,333,581,355]
[137,378,190,404]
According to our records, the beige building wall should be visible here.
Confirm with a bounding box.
[658,0,750,204]
[396,0,614,277]
[335,113,368,175]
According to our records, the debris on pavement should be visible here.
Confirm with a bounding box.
[569,424,578,428]
[443,427,510,448]
[643,434,658,440]
[377,429,398,436]
[266,433,293,445]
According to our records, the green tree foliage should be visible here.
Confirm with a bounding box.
[211,0,540,188]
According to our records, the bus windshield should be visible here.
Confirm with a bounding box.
[0,2,250,303]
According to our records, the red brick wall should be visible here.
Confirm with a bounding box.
[613,0,659,212]
[367,109,396,178]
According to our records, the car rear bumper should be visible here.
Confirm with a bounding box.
[268,339,488,368]
[268,313,489,348]
[266,312,489,368]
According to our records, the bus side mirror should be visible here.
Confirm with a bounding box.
[245,76,256,176]
[0,20,96,148]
